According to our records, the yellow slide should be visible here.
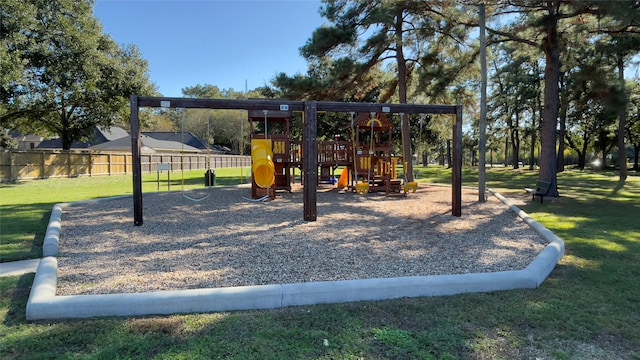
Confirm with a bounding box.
[251,139,275,188]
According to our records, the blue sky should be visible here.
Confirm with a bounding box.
[93,0,325,97]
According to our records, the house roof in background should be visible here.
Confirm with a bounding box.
[98,126,129,141]
[37,126,129,149]
[37,138,88,149]
[31,127,220,153]
[8,130,44,142]
[90,135,200,152]
[142,132,207,150]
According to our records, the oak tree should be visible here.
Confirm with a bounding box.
[1,0,156,149]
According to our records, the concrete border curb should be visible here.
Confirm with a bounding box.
[489,188,565,285]
[42,196,132,257]
[42,204,64,257]
[27,189,565,320]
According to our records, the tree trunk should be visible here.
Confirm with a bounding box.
[633,144,639,171]
[617,54,628,180]
[538,93,544,168]
[529,102,537,170]
[395,8,413,182]
[598,129,609,168]
[504,135,509,166]
[577,151,586,170]
[539,1,560,196]
[565,129,588,170]
[60,111,73,150]
[557,77,568,172]
[580,130,590,170]
[512,111,520,168]
[61,128,73,150]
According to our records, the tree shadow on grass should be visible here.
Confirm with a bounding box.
[1,273,34,326]
[613,178,626,194]
[0,203,53,262]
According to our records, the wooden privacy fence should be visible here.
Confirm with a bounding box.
[0,150,251,182]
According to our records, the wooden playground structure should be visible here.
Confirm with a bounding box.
[247,110,409,199]
[129,97,463,225]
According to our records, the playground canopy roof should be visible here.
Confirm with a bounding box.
[353,112,392,131]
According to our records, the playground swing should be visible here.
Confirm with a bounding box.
[180,109,210,202]
[359,113,382,196]
[242,193,271,202]
[350,112,366,195]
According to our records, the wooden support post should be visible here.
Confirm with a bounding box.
[452,105,463,217]
[303,101,318,221]
[131,95,143,226]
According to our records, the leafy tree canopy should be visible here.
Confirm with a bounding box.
[274,0,474,181]
[0,0,157,149]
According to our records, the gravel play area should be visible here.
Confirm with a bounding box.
[56,185,548,296]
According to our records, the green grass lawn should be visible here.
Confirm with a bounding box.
[0,168,250,262]
[1,166,639,359]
